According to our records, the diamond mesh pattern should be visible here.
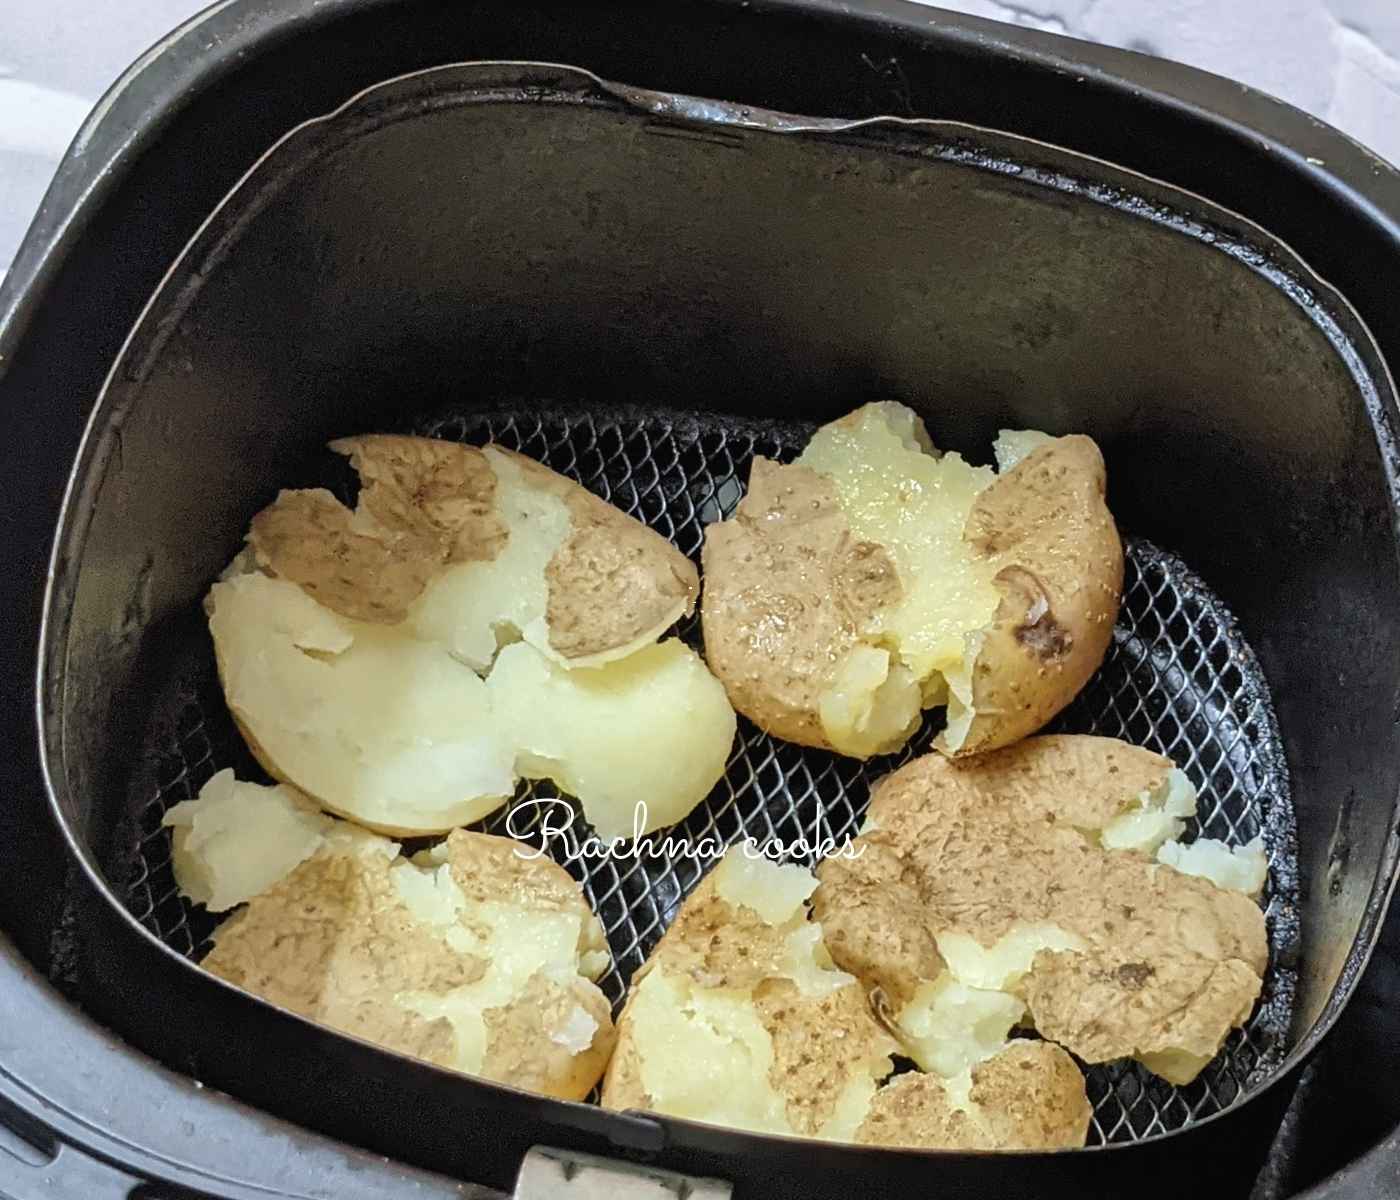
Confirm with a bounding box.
[118,403,1297,1147]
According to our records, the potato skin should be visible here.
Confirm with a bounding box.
[202,828,615,1102]
[250,435,697,664]
[701,424,1120,760]
[251,435,506,625]
[813,737,1268,1084]
[943,435,1123,756]
[700,458,900,750]
[494,449,699,665]
[856,1040,1092,1151]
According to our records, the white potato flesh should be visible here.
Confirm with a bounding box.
[711,852,854,998]
[1099,768,1199,854]
[406,446,688,673]
[209,572,516,833]
[1158,836,1268,898]
[627,965,886,1142]
[796,403,1005,756]
[213,569,733,838]
[883,923,1084,1081]
[935,924,1087,993]
[713,850,818,925]
[626,852,880,1139]
[798,404,999,685]
[162,769,331,911]
[630,966,793,1135]
[488,639,736,841]
[896,976,1027,1078]
[818,645,922,760]
[408,447,570,673]
[992,428,1055,473]
[395,877,593,1076]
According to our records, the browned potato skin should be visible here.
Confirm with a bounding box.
[699,458,900,750]
[600,859,899,1134]
[202,829,615,1102]
[248,435,698,664]
[813,737,1268,1081]
[250,435,505,625]
[945,435,1123,756]
[701,431,1121,759]
[856,1040,1092,1151]
[495,448,699,664]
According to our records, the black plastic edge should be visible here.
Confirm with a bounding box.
[0,927,489,1200]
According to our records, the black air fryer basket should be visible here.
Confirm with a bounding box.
[3,5,1400,1200]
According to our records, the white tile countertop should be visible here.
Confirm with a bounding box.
[2,0,1399,281]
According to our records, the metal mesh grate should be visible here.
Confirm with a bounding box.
[118,403,1298,1146]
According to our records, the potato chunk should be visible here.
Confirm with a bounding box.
[163,770,332,911]
[602,849,1090,1150]
[1158,837,1268,899]
[488,639,737,840]
[209,572,516,834]
[814,736,1269,1086]
[894,976,1027,1078]
[212,434,733,836]
[201,827,615,1101]
[702,402,1121,759]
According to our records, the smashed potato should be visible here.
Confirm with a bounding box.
[252,436,697,667]
[489,640,737,841]
[1159,836,1268,899]
[602,849,1090,1150]
[211,434,733,836]
[701,402,1121,758]
[209,571,516,834]
[201,826,615,1101]
[163,770,331,911]
[814,735,1269,1086]
[857,1040,1092,1152]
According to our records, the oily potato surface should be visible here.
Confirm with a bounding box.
[701,403,1121,759]
[602,849,1091,1150]
[202,826,615,1101]
[813,735,1269,1085]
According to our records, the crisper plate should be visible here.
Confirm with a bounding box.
[116,401,1299,1146]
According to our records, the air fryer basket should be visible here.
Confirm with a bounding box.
[129,399,1299,1145]
[25,57,1400,1200]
